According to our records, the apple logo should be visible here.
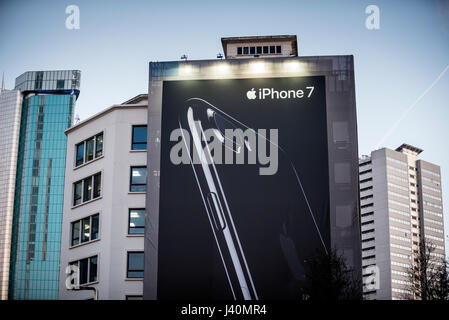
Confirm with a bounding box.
[246,88,257,100]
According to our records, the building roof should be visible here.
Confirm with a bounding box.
[121,94,148,105]
[395,143,423,155]
[14,70,82,98]
[221,35,298,58]
[65,94,147,135]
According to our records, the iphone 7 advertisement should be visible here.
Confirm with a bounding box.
[156,76,331,300]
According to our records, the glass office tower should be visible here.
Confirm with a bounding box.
[8,71,80,300]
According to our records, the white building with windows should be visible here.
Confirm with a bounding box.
[59,94,148,300]
[359,144,446,300]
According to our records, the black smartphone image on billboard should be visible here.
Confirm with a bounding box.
[157,76,330,300]
[178,99,258,300]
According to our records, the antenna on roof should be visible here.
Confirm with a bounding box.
[217,53,223,59]
[1,72,4,92]
[180,54,188,61]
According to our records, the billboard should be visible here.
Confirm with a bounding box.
[145,57,361,300]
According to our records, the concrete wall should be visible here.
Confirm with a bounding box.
[417,160,445,258]
[371,149,392,299]
[0,90,22,300]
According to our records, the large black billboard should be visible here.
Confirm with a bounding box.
[159,76,329,299]
[145,57,361,300]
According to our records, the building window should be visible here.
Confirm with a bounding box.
[35,71,43,90]
[129,209,145,235]
[256,46,262,54]
[75,143,84,167]
[237,47,242,55]
[131,125,147,150]
[56,79,65,90]
[276,45,281,54]
[83,176,93,202]
[93,173,101,198]
[91,214,99,239]
[75,132,104,167]
[130,167,147,192]
[82,217,91,243]
[250,47,255,55]
[270,46,275,54]
[73,173,102,206]
[69,255,98,285]
[73,181,82,206]
[263,46,268,54]
[243,47,249,55]
[95,133,103,157]
[86,137,94,162]
[71,221,80,246]
[127,252,144,278]
[71,214,99,246]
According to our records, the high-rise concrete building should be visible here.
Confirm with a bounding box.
[359,144,445,300]
[59,94,147,300]
[0,89,23,300]
[0,70,81,300]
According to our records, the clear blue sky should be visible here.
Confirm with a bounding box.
[1,0,449,252]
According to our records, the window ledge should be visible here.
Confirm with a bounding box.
[71,196,103,209]
[125,278,144,282]
[79,281,99,287]
[128,192,146,195]
[129,149,147,153]
[69,238,100,249]
[126,234,144,238]
[74,155,104,171]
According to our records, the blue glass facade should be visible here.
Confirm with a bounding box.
[9,71,79,300]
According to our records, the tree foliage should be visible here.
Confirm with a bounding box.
[301,249,362,300]
[403,240,449,300]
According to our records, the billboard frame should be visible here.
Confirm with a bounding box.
[144,56,361,300]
